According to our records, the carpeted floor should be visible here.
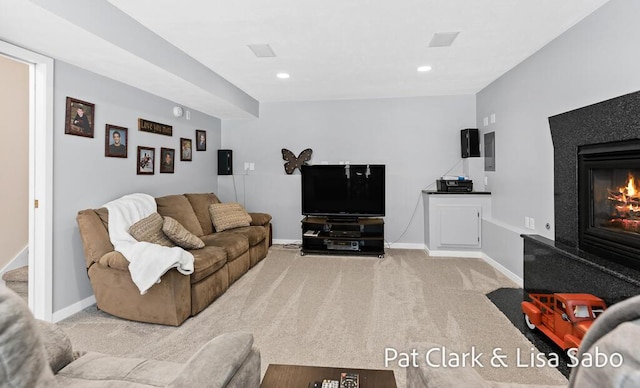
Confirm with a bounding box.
[57,246,567,387]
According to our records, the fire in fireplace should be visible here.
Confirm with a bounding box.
[605,172,640,233]
[578,140,640,270]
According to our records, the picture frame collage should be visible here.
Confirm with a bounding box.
[64,96,207,175]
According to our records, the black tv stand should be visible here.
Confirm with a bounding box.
[326,217,359,223]
[300,216,385,258]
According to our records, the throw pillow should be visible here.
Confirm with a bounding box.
[162,216,205,249]
[128,213,175,247]
[209,202,252,232]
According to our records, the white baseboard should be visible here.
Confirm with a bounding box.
[272,239,300,245]
[481,252,524,287]
[425,247,483,258]
[52,295,96,323]
[385,242,425,250]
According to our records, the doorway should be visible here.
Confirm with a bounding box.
[0,41,54,321]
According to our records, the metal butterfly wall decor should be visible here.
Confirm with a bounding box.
[281,148,313,174]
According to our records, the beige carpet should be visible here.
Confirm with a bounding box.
[58,246,567,387]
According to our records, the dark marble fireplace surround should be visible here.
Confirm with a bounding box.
[523,90,640,305]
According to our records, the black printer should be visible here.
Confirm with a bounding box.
[436,179,473,192]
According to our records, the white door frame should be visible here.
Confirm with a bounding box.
[0,41,54,321]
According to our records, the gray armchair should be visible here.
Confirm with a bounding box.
[0,285,260,387]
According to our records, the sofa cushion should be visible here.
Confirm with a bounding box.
[190,246,228,283]
[200,232,249,261]
[128,213,175,247]
[228,226,267,246]
[185,193,221,236]
[0,286,57,387]
[248,212,272,227]
[163,216,205,249]
[56,352,181,386]
[156,195,204,237]
[209,203,252,232]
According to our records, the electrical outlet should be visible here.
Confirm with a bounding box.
[525,216,530,229]
[483,117,489,126]
[490,113,496,124]
[529,218,535,229]
[249,162,255,171]
[244,162,249,171]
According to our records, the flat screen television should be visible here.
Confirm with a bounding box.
[301,164,385,218]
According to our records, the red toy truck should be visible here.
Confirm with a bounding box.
[521,293,607,350]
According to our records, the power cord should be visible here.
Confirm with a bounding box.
[387,158,464,247]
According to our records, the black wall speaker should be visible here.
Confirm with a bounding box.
[217,149,233,175]
[461,128,480,158]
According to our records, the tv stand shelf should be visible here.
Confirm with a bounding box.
[300,216,385,258]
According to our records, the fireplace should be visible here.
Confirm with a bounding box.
[520,91,640,307]
[578,140,640,271]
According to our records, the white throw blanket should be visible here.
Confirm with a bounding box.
[103,193,194,294]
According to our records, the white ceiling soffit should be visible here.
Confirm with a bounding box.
[1,0,610,118]
[0,0,258,119]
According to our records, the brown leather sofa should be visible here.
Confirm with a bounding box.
[76,193,272,326]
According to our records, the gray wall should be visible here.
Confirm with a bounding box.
[476,0,640,278]
[220,95,476,245]
[53,61,221,311]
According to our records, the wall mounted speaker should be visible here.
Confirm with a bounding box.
[461,128,480,158]
[217,149,233,175]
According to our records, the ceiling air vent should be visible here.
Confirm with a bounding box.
[247,44,276,58]
[428,32,460,48]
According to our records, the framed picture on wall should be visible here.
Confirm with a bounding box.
[65,97,95,138]
[105,124,128,158]
[160,147,175,173]
[195,130,207,151]
[180,138,192,161]
[137,146,155,175]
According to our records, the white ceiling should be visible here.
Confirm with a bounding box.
[0,0,610,119]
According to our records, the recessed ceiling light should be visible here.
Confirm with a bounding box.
[276,72,290,79]
[417,65,432,72]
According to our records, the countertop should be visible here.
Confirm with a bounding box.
[422,190,491,195]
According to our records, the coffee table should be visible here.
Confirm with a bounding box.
[260,364,397,388]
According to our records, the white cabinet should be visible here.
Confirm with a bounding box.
[423,192,491,256]
[437,204,481,247]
